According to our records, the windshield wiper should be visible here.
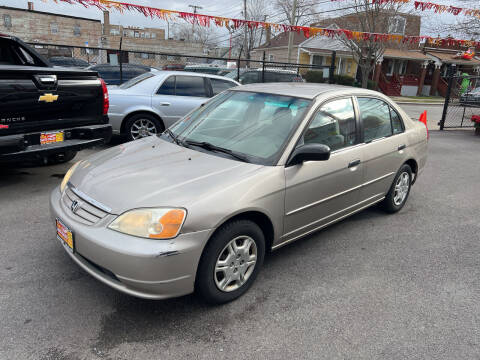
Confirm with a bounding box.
[184,140,250,163]
[163,128,180,145]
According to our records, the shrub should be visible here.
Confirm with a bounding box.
[304,71,356,86]
[304,70,325,83]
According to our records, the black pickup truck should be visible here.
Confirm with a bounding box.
[0,34,111,164]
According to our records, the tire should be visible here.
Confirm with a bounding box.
[124,113,164,141]
[380,164,412,213]
[196,220,265,304]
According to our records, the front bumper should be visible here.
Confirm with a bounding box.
[0,124,112,162]
[49,187,211,300]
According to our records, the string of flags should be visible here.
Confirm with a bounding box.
[331,0,480,19]
[40,0,480,49]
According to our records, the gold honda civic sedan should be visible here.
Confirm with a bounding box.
[50,83,428,304]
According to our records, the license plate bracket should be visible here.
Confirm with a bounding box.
[41,131,64,145]
[56,218,74,253]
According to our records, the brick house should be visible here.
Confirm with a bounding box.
[0,2,205,66]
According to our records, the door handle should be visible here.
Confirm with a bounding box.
[398,144,406,151]
[348,159,361,168]
[159,102,170,106]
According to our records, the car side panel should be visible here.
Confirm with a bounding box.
[282,145,365,245]
[359,132,409,200]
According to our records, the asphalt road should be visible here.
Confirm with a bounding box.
[398,103,443,130]
[1,130,479,360]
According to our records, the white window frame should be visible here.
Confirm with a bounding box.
[388,16,406,35]
[50,23,58,34]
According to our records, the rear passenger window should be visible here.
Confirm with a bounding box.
[157,76,175,95]
[210,78,236,95]
[358,98,393,142]
[175,76,206,97]
[303,98,356,151]
[390,107,404,134]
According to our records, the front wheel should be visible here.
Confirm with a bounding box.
[196,220,265,304]
[380,164,412,213]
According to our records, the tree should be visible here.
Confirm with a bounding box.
[274,0,319,26]
[172,22,219,48]
[322,0,409,88]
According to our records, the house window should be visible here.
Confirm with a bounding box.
[73,24,81,36]
[110,28,120,36]
[3,14,12,28]
[151,33,156,39]
[268,54,274,61]
[134,31,140,38]
[347,60,352,74]
[50,23,58,34]
[312,55,324,66]
[388,16,406,35]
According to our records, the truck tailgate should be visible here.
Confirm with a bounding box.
[0,65,105,136]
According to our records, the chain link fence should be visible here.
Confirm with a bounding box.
[440,69,480,130]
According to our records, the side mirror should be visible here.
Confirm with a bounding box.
[287,144,331,166]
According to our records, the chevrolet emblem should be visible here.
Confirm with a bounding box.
[39,93,59,103]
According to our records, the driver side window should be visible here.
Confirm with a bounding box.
[303,98,356,151]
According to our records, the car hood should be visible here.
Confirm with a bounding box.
[70,136,263,214]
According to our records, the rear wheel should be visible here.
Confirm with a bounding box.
[380,164,412,213]
[124,113,163,141]
[196,220,265,304]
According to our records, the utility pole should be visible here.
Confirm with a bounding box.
[189,4,203,40]
[243,0,249,62]
[258,15,268,46]
[287,0,298,63]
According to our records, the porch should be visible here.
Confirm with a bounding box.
[374,49,431,97]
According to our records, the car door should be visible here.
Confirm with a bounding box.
[283,97,365,242]
[356,97,409,201]
[152,75,209,128]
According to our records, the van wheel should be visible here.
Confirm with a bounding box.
[380,164,412,213]
[124,114,163,141]
[196,220,265,304]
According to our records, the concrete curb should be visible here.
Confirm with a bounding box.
[395,102,444,105]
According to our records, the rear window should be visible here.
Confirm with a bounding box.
[119,72,155,89]
[211,78,237,95]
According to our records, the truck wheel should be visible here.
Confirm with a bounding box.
[125,114,163,141]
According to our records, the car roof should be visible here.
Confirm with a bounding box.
[231,83,381,99]
[154,70,240,82]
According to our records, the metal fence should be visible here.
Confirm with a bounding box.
[28,42,337,84]
[440,68,480,130]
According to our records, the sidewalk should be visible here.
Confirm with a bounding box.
[389,96,444,105]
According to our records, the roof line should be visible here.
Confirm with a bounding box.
[0,5,101,23]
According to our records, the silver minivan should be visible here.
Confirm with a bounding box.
[50,83,428,304]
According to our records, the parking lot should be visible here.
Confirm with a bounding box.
[1,128,479,360]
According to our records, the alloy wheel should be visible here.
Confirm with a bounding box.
[214,235,257,292]
[130,118,157,139]
[393,172,410,206]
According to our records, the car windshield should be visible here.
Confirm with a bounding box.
[119,72,155,89]
[169,91,311,165]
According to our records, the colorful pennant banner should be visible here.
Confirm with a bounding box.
[331,0,480,19]
[41,0,480,49]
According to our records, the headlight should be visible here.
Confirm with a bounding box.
[60,161,81,192]
[108,208,187,239]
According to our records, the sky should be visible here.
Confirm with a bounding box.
[0,0,476,42]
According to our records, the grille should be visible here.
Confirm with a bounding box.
[62,186,109,225]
